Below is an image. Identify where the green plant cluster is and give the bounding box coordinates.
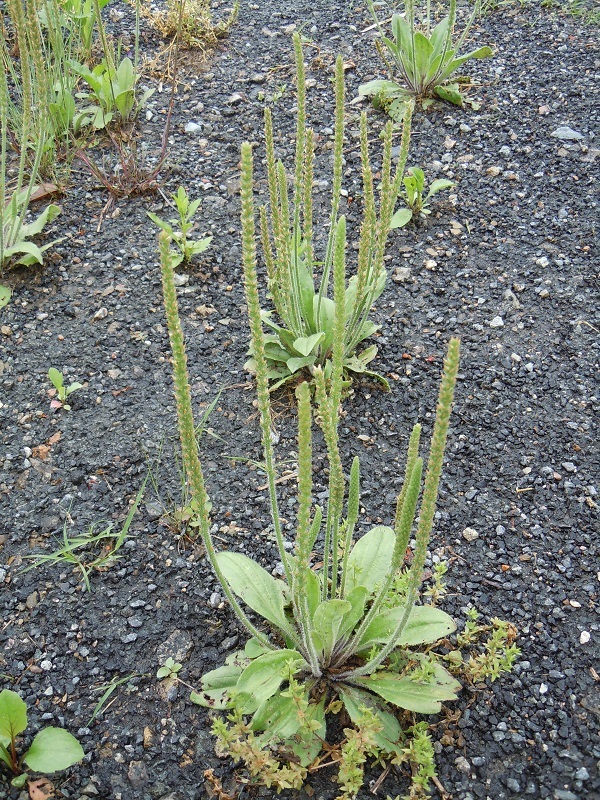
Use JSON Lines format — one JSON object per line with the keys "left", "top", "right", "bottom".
{"left": 0, "top": 689, "right": 84, "bottom": 788}
{"left": 0, "top": 6, "right": 522, "bottom": 798}
{"left": 360, "top": 0, "right": 493, "bottom": 113}
{"left": 245, "top": 35, "right": 413, "bottom": 391}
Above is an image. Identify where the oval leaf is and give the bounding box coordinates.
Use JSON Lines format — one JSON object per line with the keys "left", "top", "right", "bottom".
{"left": 356, "top": 605, "right": 457, "bottom": 652}
{"left": 23, "top": 727, "right": 84, "bottom": 773}
{"left": 312, "top": 599, "right": 352, "bottom": 659}
{"left": 0, "top": 689, "right": 27, "bottom": 741}
{"left": 215, "top": 551, "right": 289, "bottom": 631}
{"left": 356, "top": 665, "right": 460, "bottom": 714}
{"left": 390, "top": 208, "right": 413, "bottom": 229}
{"left": 345, "top": 526, "right": 395, "bottom": 594}
{"left": 235, "top": 650, "right": 304, "bottom": 713}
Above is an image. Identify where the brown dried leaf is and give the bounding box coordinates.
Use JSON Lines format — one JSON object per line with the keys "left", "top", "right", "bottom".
{"left": 28, "top": 777, "right": 55, "bottom": 800}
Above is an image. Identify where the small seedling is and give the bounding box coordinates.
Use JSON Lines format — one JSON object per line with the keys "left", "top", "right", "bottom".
{"left": 87, "top": 673, "right": 144, "bottom": 727}
{"left": 157, "top": 657, "right": 182, "bottom": 680}
{"left": 47, "top": 367, "right": 83, "bottom": 410}
{"left": 390, "top": 167, "right": 454, "bottom": 228}
{"left": 0, "top": 689, "right": 84, "bottom": 788}
{"left": 147, "top": 186, "right": 212, "bottom": 267}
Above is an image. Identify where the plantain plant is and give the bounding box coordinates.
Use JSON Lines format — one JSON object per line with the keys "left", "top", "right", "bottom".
{"left": 159, "top": 137, "right": 464, "bottom": 795}
{"left": 245, "top": 34, "right": 413, "bottom": 391}
{"left": 1, "top": 0, "right": 62, "bottom": 267}
{"left": 360, "top": 0, "right": 493, "bottom": 115}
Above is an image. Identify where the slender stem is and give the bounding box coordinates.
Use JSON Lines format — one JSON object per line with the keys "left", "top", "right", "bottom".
{"left": 159, "top": 233, "right": 273, "bottom": 649}
{"left": 240, "top": 143, "right": 292, "bottom": 584}
{"left": 343, "top": 338, "right": 461, "bottom": 679}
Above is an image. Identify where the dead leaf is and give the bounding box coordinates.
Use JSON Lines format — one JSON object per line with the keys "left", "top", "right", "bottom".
{"left": 48, "top": 432, "right": 61, "bottom": 445}
{"left": 29, "top": 183, "right": 60, "bottom": 202}
{"left": 32, "top": 444, "right": 50, "bottom": 460}
{"left": 28, "top": 777, "right": 55, "bottom": 799}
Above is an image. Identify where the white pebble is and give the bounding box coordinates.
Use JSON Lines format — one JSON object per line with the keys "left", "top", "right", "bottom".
{"left": 580, "top": 631, "right": 591, "bottom": 644}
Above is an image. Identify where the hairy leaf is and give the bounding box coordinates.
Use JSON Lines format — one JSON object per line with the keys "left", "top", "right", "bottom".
{"left": 216, "top": 551, "right": 290, "bottom": 631}
{"left": 356, "top": 605, "right": 457, "bottom": 653}
{"left": 355, "top": 664, "right": 460, "bottom": 714}
{"left": 345, "top": 526, "right": 395, "bottom": 594}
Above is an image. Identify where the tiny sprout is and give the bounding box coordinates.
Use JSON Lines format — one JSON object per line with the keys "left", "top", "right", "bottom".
{"left": 157, "top": 657, "right": 182, "bottom": 680}
{"left": 47, "top": 368, "right": 83, "bottom": 410}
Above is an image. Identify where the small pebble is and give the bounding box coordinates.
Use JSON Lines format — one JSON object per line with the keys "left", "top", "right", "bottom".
{"left": 489, "top": 316, "right": 504, "bottom": 328}
{"left": 579, "top": 631, "right": 590, "bottom": 644}
{"left": 462, "top": 527, "right": 480, "bottom": 542}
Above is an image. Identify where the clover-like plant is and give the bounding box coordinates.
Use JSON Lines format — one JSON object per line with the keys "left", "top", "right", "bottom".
{"left": 147, "top": 186, "right": 212, "bottom": 267}
{"left": 0, "top": 689, "right": 84, "bottom": 788}
{"left": 245, "top": 34, "right": 413, "bottom": 391}
{"left": 360, "top": 0, "right": 493, "bottom": 113}
{"left": 390, "top": 167, "right": 455, "bottom": 228}
{"left": 158, "top": 139, "right": 463, "bottom": 795}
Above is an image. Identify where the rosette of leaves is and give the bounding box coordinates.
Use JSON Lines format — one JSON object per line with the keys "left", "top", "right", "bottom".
{"left": 359, "top": 0, "right": 493, "bottom": 114}
{"left": 390, "top": 167, "right": 455, "bottom": 228}
{"left": 158, "top": 143, "right": 463, "bottom": 796}
{"left": 245, "top": 34, "right": 413, "bottom": 391}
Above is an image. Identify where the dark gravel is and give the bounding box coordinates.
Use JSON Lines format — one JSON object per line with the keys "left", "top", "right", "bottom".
{"left": 1, "top": 2, "right": 598, "bottom": 799}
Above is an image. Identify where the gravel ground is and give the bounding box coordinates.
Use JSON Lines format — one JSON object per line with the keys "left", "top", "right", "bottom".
{"left": 0, "top": 2, "right": 598, "bottom": 799}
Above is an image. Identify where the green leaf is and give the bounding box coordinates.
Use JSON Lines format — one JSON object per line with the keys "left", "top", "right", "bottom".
{"left": 345, "top": 345, "right": 378, "bottom": 372}
{"left": 47, "top": 368, "right": 64, "bottom": 392}
{"left": 11, "top": 772, "right": 28, "bottom": 787}
{"left": 0, "top": 689, "right": 27, "bottom": 741}
{"left": 215, "top": 551, "right": 290, "bottom": 632}
{"left": 146, "top": 212, "right": 174, "bottom": 235}
{"left": 187, "top": 236, "right": 212, "bottom": 256}
{"left": 355, "top": 665, "right": 461, "bottom": 714}
{"left": 317, "top": 298, "right": 336, "bottom": 357}
{"left": 356, "top": 605, "right": 457, "bottom": 653}
{"left": 426, "top": 179, "right": 455, "bottom": 199}
{"left": 23, "top": 727, "right": 84, "bottom": 773}
{"left": 338, "top": 585, "right": 368, "bottom": 640}
{"left": 251, "top": 692, "right": 303, "bottom": 739}
{"left": 234, "top": 650, "right": 305, "bottom": 714}
{"left": 300, "top": 567, "right": 321, "bottom": 618}
{"left": 312, "top": 599, "right": 352, "bottom": 659}
{"left": 3, "top": 241, "right": 44, "bottom": 266}
{"left": 357, "top": 79, "right": 402, "bottom": 98}
{"left": 345, "top": 526, "right": 395, "bottom": 594}
{"left": 412, "top": 32, "right": 434, "bottom": 84}
{"left": 338, "top": 685, "right": 403, "bottom": 755}
{"left": 429, "top": 16, "right": 451, "bottom": 57}
{"left": 286, "top": 355, "right": 315, "bottom": 374}
{"left": 0, "top": 740, "right": 12, "bottom": 769}
{"left": 0, "top": 285, "right": 12, "bottom": 308}
{"left": 389, "top": 203, "right": 412, "bottom": 229}
{"left": 293, "top": 332, "right": 324, "bottom": 357}
{"left": 438, "top": 46, "right": 494, "bottom": 83}
{"left": 20, "top": 204, "right": 61, "bottom": 238}
{"left": 287, "top": 696, "right": 326, "bottom": 766}
{"left": 433, "top": 84, "right": 464, "bottom": 106}
{"left": 191, "top": 655, "right": 247, "bottom": 709}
